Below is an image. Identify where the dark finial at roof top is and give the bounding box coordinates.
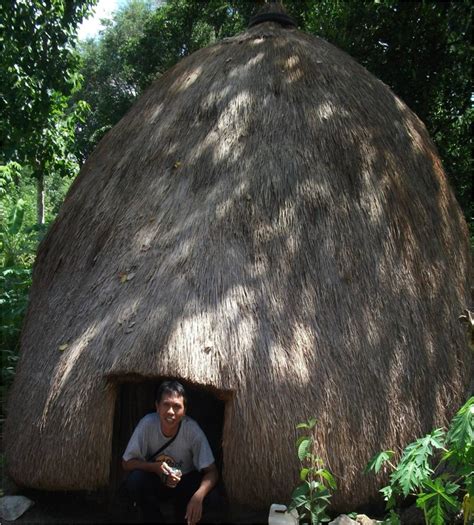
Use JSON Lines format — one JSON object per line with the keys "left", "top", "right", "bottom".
{"left": 248, "top": 1, "right": 297, "bottom": 29}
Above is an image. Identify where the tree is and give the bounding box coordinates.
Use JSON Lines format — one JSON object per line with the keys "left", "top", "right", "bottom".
{"left": 0, "top": 0, "right": 96, "bottom": 223}
{"left": 0, "top": 0, "right": 96, "bottom": 426}
{"left": 73, "top": 0, "right": 155, "bottom": 162}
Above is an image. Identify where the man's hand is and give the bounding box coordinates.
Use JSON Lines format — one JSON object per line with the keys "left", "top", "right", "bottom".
{"left": 184, "top": 463, "right": 218, "bottom": 524}
{"left": 161, "top": 462, "right": 182, "bottom": 488}
{"left": 185, "top": 492, "right": 204, "bottom": 525}
{"left": 165, "top": 470, "right": 181, "bottom": 488}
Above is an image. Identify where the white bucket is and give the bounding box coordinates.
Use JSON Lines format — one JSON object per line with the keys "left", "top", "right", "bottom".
{"left": 268, "top": 503, "right": 299, "bottom": 524}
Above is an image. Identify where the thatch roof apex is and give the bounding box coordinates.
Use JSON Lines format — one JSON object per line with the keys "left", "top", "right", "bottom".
{"left": 249, "top": 1, "right": 297, "bottom": 29}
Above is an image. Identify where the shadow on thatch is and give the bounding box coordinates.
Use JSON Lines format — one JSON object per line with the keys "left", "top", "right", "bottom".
{"left": 4, "top": 18, "right": 470, "bottom": 512}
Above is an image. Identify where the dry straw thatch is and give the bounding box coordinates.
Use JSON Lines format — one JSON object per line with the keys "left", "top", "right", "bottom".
{"left": 5, "top": 3, "right": 471, "bottom": 511}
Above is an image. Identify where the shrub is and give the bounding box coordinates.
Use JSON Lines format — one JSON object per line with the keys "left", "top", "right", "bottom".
{"left": 288, "top": 418, "right": 337, "bottom": 524}
{"left": 365, "top": 397, "right": 474, "bottom": 525}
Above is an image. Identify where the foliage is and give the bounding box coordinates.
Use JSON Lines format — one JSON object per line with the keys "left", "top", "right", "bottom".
{"left": 0, "top": 194, "right": 35, "bottom": 427}
{"left": 0, "top": 164, "right": 65, "bottom": 427}
{"left": 288, "top": 418, "right": 336, "bottom": 524}
{"left": 0, "top": 265, "right": 31, "bottom": 411}
{"left": 366, "top": 397, "right": 474, "bottom": 525}
{"left": 0, "top": 0, "right": 95, "bottom": 161}
{"left": 73, "top": 0, "right": 155, "bottom": 162}
{"left": 0, "top": 0, "right": 96, "bottom": 222}
{"left": 0, "top": 0, "right": 95, "bottom": 422}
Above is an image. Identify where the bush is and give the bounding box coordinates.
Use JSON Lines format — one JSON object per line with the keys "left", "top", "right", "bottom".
{"left": 288, "top": 418, "right": 337, "bottom": 524}
{"left": 365, "top": 397, "right": 474, "bottom": 525}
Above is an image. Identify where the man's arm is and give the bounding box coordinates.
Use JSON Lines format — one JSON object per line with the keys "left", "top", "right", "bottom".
{"left": 122, "top": 458, "right": 163, "bottom": 476}
{"left": 185, "top": 463, "right": 219, "bottom": 525}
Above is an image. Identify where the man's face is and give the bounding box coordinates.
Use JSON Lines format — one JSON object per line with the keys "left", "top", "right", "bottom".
{"left": 156, "top": 392, "right": 186, "bottom": 436}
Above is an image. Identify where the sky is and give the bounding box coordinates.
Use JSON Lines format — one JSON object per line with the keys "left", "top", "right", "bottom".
{"left": 77, "top": 0, "right": 122, "bottom": 40}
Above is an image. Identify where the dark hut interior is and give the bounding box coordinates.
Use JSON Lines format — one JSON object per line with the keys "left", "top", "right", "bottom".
{"left": 109, "top": 378, "right": 228, "bottom": 492}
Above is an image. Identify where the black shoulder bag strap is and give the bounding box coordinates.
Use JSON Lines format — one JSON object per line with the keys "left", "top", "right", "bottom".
{"left": 147, "top": 422, "right": 182, "bottom": 462}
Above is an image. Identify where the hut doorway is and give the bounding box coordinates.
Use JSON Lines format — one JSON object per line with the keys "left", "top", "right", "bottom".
{"left": 109, "top": 378, "right": 228, "bottom": 493}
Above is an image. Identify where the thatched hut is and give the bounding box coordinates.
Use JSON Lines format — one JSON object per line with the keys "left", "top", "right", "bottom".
{"left": 5, "top": 2, "right": 471, "bottom": 511}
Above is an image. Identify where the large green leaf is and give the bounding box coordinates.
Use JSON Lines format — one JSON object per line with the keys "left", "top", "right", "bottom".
{"left": 316, "top": 468, "right": 337, "bottom": 490}
{"left": 391, "top": 428, "right": 446, "bottom": 496}
{"left": 298, "top": 438, "right": 312, "bottom": 461}
{"left": 446, "top": 397, "right": 474, "bottom": 458}
{"left": 416, "top": 478, "right": 460, "bottom": 525}
{"left": 391, "top": 459, "right": 424, "bottom": 497}
{"left": 365, "top": 450, "right": 395, "bottom": 473}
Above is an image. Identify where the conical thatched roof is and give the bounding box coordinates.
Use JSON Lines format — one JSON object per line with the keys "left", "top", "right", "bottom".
{"left": 5, "top": 5, "right": 471, "bottom": 511}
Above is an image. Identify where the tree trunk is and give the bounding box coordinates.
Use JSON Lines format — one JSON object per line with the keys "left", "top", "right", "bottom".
{"left": 36, "top": 174, "right": 45, "bottom": 224}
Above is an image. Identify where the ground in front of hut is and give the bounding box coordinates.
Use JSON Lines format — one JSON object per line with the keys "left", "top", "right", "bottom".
{"left": 1, "top": 486, "right": 269, "bottom": 524}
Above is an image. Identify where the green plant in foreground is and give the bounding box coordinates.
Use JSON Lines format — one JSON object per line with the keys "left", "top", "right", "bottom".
{"left": 365, "top": 397, "right": 474, "bottom": 525}
{"left": 288, "top": 418, "right": 337, "bottom": 524}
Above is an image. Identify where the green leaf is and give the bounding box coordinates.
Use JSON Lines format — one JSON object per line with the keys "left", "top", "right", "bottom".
{"left": 8, "top": 199, "right": 25, "bottom": 235}
{"left": 380, "top": 485, "right": 396, "bottom": 509}
{"left": 365, "top": 450, "right": 395, "bottom": 473}
{"left": 391, "top": 459, "right": 424, "bottom": 497}
{"left": 291, "top": 483, "right": 310, "bottom": 499}
{"left": 300, "top": 468, "right": 310, "bottom": 481}
{"left": 465, "top": 471, "right": 474, "bottom": 496}
{"left": 390, "top": 428, "right": 446, "bottom": 496}
{"left": 297, "top": 418, "right": 317, "bottom": 430}
{"left": 424, "top": 479, "right": 460, "bottom": 508}
{"left": 296, "top": 436, "right": 307, "bottom": 448}
{"left": 297, "top": 423, "right": 311, "bottom": 430}
{"left": 446, "top": 397, "right": 474, "bottom": 458}
{"left": 298, "top": 438, "right": 312, "bottom": 462}
{"left": 416, "top": 478, "right": 460, "bottom": 525}
{"left": 316, "top": 469, "right": 337, "bottom": 490}
{"left": 291, "top": 494, "right": 309, "bottom": 509}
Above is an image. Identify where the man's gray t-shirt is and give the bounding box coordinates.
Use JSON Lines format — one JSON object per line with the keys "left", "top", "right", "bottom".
{"left": 122, "top": 414, "right": 214, "bottom": 475}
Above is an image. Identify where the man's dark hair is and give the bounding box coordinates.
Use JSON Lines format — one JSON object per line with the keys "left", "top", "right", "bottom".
{"left": 155, "top": 380, "right": 187, "bottom": 407}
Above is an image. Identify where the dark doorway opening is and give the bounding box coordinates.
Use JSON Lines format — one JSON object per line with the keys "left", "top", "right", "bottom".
{"left": 109, "top": 377, "right": 228, "bottom": 493}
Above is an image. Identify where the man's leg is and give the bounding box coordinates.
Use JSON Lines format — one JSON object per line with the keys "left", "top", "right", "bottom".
{"left": 172, "top": 471, "right": 203, "bottom": 522}
{"left": 125, "top": 469, "right": 165, "bottom": 523}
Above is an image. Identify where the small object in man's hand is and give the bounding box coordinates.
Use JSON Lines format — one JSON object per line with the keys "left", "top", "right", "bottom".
{"left": 168, "top": 466, "right": 182, "bottom": 478}
{"left": 161, "top": 461, "right": 182, "bottom": 483}
{"left": 162, "top": 461, "right": 181, "bottom": 476}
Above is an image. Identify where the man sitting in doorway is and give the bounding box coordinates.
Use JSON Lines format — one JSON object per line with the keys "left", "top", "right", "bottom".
{"left": 122, "top": 380, "right": 218, "bottom": 524}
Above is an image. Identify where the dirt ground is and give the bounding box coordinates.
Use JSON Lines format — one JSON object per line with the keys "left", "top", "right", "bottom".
{"left": 1, "top": 485, "right": 269, "bottom": 525}
{"left": 0, "top": 447, "right": 269, "bottom": 525}
{"left": 1, "top": 476, "right": 432, "bottom": 524}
